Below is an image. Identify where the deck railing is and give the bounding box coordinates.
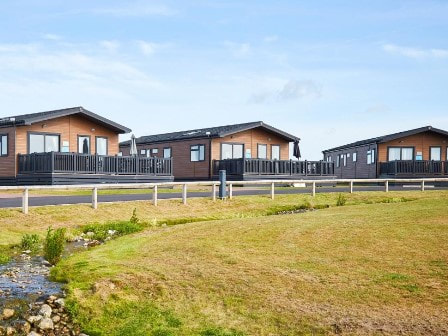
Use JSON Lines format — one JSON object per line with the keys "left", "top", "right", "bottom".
{"left": 380, "top": 160, "right": 448, "bottom": 176}
{"left": 18, "top": 152, "right": 173, "bottom": 176}
{"left": 213, "top": 159, "right": 334, "bottom": 176}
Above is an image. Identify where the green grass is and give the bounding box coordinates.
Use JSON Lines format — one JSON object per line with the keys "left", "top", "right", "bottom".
{"left": 50, "top": 191, "right": 448, "bottom": 335}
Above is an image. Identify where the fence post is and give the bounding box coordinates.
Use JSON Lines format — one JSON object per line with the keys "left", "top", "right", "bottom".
{"left": 219, "top": 170, "right": 227, "bottom": 199}
{"left": 349, "top": 180, "right": 354, "bottom": 194}
{"left": 312, "top": 181, "right": 316, "bottom": 197}
{"left": 385, "top": 180, "right": 389, "bottom": 192}
{"left": 212, "top": 184, "right": 217, "bottom": 201}
{"left": 22, "top": 188, "right": 29, "bottom": 214}
{"left": 229, "top": 184, "right": 233, "bottom": 200}
{"left": 421, "top": 180, "right": 425, "bottom": 192}
{"left": 153, "top": 185, "right": 158, "bottom": 206}
{"left": 92, "top": 187, "right": 98, "bottom": 209}
{"left": 270, "top": 182, "right": 275, "bottom": 200}
{"left": 182, "top": 184, "right": 187, "bottom": 204}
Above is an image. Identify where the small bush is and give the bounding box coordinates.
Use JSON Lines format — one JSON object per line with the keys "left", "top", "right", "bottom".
{"left": 0, "top": 254, "right": 10, "bottom": 265}
{"left": 82, "top": 221, "right": 143, "bottom": 241}
{"left": 336, "top": 194, "right": 347, "bottom": 206}
{"left": 130, "top": 208, "right": 139, "bottom": 224}
{"left": 44, "top": 227, "right": 66, "bottom": 265}
{"left": 21, "top": 233, "right": 40, "bottom": 252}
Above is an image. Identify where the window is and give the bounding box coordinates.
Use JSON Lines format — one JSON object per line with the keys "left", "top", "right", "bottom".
{"left": 367, "top": 149, "right": 376, "bottom": 165}
{"left": 152, "top": 148, "right": 158, "bottom": 155}
{"left": 327, "top": 156, "right": 332, "bottom": 162}
{"left": 258, "top": 144, "right": 267, "bottom": 159}
{"left": 221, "top": 143, "right": 244, "bottom": 159}
{"left": 0, "top": 134, "right": 7, "bottom": 156}
{"left": 353, "top": 152, "right": 357, "bottom": 162}
{"left": 78, "top": 135, "right": 90, "bottom": 154}
{"left": 140, "top": 149, "right": 146, "bottom": 156}
{"left": 342, "top": 154, "right": 347, "bottom": 166}
{"left": 191, "top": 144, "right": 205, "bottom": 161}
{"left": 430, "top": 147, "right": 441, "bottom": 161}
{"left": 163, "top": 147, "right": 171, "bottom": 158}
{"left": 96, "top": 137, "right": 108, "bottom": 156}
{"left": 30, "top": 133, "right": 60, "bottom": 153}
{"left": 271, "top": 145, "right": 280, "bottom": 160}
{"left": 388, "top": 147, "right": 414, "bottom": 161}
{"left": 336, "top": 155, "right": 340, "bottom": 168}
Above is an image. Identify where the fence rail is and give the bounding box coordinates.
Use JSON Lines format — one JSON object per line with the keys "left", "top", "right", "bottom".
{"left": 380, "top": 160, "right": 448, "bottom": 176}
{"left": 213, "top": 159, "right": 335, "bottom": 176}
{"left": 1, "top": 177, "right": 447, "bottom": 214}
{"left": 18, "top": 152, "right": 173, "bottom": 176}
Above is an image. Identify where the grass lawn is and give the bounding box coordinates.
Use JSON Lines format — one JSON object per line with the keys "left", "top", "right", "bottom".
{"left": 47, "top": 191, "right": 448, "bottom": 335}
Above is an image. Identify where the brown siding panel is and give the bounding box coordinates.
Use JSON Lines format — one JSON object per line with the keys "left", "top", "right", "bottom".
{"left": 0, "top": 127, "right": 16, "bottom": 177}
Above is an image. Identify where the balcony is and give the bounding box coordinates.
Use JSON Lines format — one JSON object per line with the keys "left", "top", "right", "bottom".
{"left": 213, "top": 159, "right": 335, "bottom": 180}
{"left": 17, "top": 152, "right": 173, "bottom": 185}
{"left": 380, "top": 160, "right": 448, "bottom": 177}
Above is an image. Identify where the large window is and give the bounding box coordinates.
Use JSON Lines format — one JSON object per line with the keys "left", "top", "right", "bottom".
{"left": 96, "top": 137, "right": 108, "bottom": 156}
{"left": 388, "top": 147, "right": 413, "bottom": 161}
{"left": 29, "top": 133, "right": 60, "bottom": 153}
{"left": 258, "top": 144, "right": 267, "bottom": 159}
{"left": 367, "top": 149, "right": 376, "bottom": 165}
{"left": 78, "top": 135, "right": 90, "bottom": 154}
{"left": 430, "top": 147, "right": 441, "bottom": 161}
{"left": 191, "top": 144, "right": 205, "bottom": 162}
{"left": 163, "top": 147, "right": 172, "bottom": 158}
{"left": 0, "top": 134, "right": 7, "bottom": 156}
{"left": 221, "top": 143, "right": 244, "bottom": 159}
{"left": 271, "top": 145, "right": 280, "bottom": 160}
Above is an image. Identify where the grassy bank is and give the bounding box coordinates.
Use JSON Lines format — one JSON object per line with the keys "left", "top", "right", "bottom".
{"left": 50, "top": 191, "right": 448, "bottom": 335}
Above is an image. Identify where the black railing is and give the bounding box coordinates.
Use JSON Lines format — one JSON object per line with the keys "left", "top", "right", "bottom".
{"left": 213, "top": 159, "right": 334, "bottom": 176}
{"left": 380, "top": 160, "right": 448, "bottom": 176}
{"left": 18, "top": 152, "right": 173, "bottom": 176}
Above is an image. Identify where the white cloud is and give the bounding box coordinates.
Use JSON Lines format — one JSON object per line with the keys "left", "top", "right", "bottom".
{"left": 42, "top": 34, "right": 62, "bottom": 41}
{"left": 249, "top": 79, "right": 322, "bottom": 104}
{"left": 136, "top": 40, "right": 159, "bottom": 55}
{"left": 383, "top": 44, "right": 448, "bottom": 59}
{"left": 100, "top": 40, "right": 120, "bottom": 52}
{"left": 91, "top": 3, "right": 176, "bottom": 17}
{"left": 224, "top": 42, "right": 251, "bottom": 58}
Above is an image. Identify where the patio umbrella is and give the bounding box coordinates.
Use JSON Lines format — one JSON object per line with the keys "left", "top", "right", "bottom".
{"left": 293, "top": 140, "right": 301, "bottom": 159}
{"left": 129, "top": 134, "right": 138, "bottom": 156}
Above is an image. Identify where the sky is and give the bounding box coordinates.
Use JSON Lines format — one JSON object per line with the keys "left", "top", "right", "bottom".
{"left": 0, "top": 0, "right": 447, "bottom": 160}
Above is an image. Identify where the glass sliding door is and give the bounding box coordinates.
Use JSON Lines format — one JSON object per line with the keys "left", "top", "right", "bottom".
{"left": 96, "top": 137, "right": 108, "bottom": 156}
{"left": 29, "top": 133, "right": 60, "bottom": 153}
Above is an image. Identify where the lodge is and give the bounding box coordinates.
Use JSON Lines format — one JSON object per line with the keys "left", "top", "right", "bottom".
{"left": 0, "top": 107, "right": 173, "bottom": 185}
{"left": 322, "top": 126, "right": 448, "bottom": 179}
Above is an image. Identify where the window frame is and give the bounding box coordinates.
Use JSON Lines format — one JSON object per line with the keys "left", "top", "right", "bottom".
{"left": 387, "top": 146, "right": 415, "bottom": 161}
{"left": 336, "top": 155, "right": 340, "bottom": 168}
{"left": 77, "top": 135, "right": 91, "bottom": 155}
{"left": 352, "top": 152, "right": 357, "bottom": 162}
{"left": 163, "top": 147, "right": 172, "bottom": 159}
{"left": 28, "top": 131, "right": 61, "bottom": 154}
{"left": 0, "top": 134, "right": 8, "bottom": 157}
{"left": 271, "top": 144, "right": 281, "bottom": 160}
{"left": 257, "top": 143, "right": 268, "bottom": 159}
{"left": 140, "top": 149, "right": 147, "bottom": 156}
{"left": 151, "top": 148, "right": 159, "bottom": 155}
{"left": 190, "top": 144, "right": 205, "bottom": 162}
{"left": 342, "top": 154, "right": 347, "bottom": 167}
{"left": 367, "top": 149, "right": 376, "bottom": 165}
{"left": 95, "top": 136, "right": 109, "bottom": 156}
{"left": 220, "top": 142, "right": 245, "bottom": 160}
{"left": 430, "top": 146, "right": 442, "bottom": 161}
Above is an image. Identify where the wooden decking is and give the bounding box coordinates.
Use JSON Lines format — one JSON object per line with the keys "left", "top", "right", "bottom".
{"left": 380, "top": 160, "right": 448, "bottom": 177}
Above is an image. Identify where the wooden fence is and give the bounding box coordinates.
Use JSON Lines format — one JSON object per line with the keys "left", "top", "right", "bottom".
{"left": 1, "top": 178, "right": 447, "bottom": 214}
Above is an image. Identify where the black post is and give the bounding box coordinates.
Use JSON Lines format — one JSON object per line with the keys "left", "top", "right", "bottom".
{"left": 219, "top": 170, "right": 227, "bottom": 199}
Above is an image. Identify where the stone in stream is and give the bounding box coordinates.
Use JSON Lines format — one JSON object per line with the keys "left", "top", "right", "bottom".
{"left": 2, "top": 308, "right": 15, "bottom": 320}
{"left": 38, "top": 304, "right": 52, "bottom": 318}
{"left": 6, "top": 326, "right": 16, "bottom": 335}
{"left": 27, "top": 315, "right": 42, "bottom": 324}
{"left": 38, "top": 317, "right": 54, "bottom": 330}
{"left": 27, "top": 331, "right": 42, "bottom": 336}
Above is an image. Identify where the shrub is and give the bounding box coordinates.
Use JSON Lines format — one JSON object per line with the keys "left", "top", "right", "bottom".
{"left": 21, "top": 233, "right": 40, "bottom": 252}
{"left": 130, "top": 208, "right": 139, "bottom": 224}
{"left": 0, "top": 254, "right": 10, "bottom": 265}
{"left": 43, "top": 227, "right": 66, "bottom": 265}
{"left": 336, "top": 194, "right": 347, "bottom": 206}
{"left": 82, "top": 221, "right": 143, "bottom": 241}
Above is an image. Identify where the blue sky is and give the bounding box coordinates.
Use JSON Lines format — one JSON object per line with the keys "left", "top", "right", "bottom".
{"left": 0, "top": 0, "right": 447, "bottom": 159}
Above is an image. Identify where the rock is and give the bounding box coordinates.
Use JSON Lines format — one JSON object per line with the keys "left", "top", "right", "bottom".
{"left": 79, "top": 334, "right": 89, "bottom": 336}
{"left": 12, "top": 321, "right": 30, "bottom": 334}
{"left": 52, "top": 315, "right": 60, "bottom": 323}
{"left": 38, "top": 304, "right": 52, "bottom": 318}
{"left": 85, "top": 231, "right": 95, "bottom": 237}
{"left": 27, "top": 315, "right": 42, "bottom": 324}
{"left": 23, "top": 250, "right": 31, "bottom": 254}
{"left": 48, "top": 295, "right": 57, "bottom": 301}
{"left": 55, "top": 298, "right": 65, "bottom": 307}
{"left": 6, "top": 326, "right": 15, "bottom": 335}
{"left": 27, "top": 332, "right": 41, "bottom": 336}
{"left": 38, "top": 317, "right": 54, "bottom": 330}
{"left": 2, "top": 308, "right": 15, "bottom": 319}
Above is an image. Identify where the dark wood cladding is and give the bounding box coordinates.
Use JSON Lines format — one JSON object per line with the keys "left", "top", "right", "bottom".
{"left": 324, "top": 143, "right": 377, "bottom": 179}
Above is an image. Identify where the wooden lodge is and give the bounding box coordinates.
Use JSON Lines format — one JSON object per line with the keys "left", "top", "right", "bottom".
{"left": 120, "top": 121, "right": 335, "bottom": 181}
{"left": 322, "top": 126, "right": 448, "bottom": 179}
{"left": 0, "top": 107, "right": 173, "bottom": 185}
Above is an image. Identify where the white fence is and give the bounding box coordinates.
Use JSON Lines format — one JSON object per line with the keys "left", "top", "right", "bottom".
{"left": 0, "top": 178, "right": 447, "bottom": 214}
